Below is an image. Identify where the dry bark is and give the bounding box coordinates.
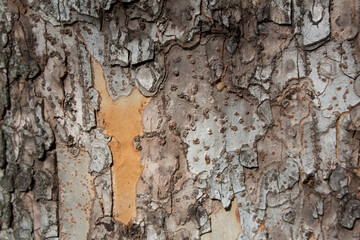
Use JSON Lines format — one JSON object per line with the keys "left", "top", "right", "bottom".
{"left": 0, "top": 0, "right": 360, "bottom": 239}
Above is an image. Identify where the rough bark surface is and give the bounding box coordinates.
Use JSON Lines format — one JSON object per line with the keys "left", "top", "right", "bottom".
{"left": 0, "top": 0, "right": 360, "bottom": 239}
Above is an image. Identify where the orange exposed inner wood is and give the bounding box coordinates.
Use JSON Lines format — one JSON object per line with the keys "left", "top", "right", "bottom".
{"left": 91, "top": 58, "right": 149, "bottom": 225}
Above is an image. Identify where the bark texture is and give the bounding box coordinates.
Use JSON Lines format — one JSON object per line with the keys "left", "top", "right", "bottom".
{"left": 0, "top": 0, "right": 360, "bottom": 239}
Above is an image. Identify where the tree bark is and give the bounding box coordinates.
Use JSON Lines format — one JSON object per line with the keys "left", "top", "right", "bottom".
{"left": 0, "top": 0, "right": 360, "bottom": 239}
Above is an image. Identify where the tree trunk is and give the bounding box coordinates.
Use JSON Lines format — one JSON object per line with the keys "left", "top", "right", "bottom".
{"left": 0, "top": 0, "right": 360, "bottom": 239}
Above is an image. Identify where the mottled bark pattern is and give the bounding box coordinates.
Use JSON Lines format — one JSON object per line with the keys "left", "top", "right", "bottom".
{"left": 0, "top": 0, "right": 359, "bottom": 240}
